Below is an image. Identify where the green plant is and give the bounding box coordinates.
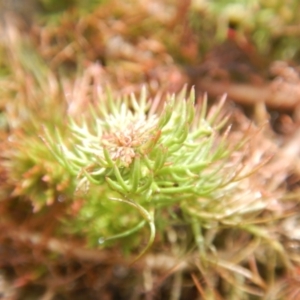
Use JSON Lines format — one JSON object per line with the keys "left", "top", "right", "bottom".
{"left": 190, "top": 0, "right": 300, "bottom": 61}
{"left": 42, "top": 86, "right": 273, "bottom": 264}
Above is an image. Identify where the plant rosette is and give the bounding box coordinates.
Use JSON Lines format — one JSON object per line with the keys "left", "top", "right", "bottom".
{"left": 43, "top": 87, "right": 267, "bottom": 260}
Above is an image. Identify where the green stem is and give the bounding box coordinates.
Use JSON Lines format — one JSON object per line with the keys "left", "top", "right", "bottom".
{"left": 100, "top": 220, "right": 146, "bottom": 242}
{"left": 130, "top": 217, "right": 155, "bottom": 265}
{"left": 191, "top": 217, "right": 205, "bottom": 256}
{"left": 109, "top": 197, "right": 156, "bottom": 263}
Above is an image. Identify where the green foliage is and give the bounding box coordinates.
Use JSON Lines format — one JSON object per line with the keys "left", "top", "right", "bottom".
{"left": 42, "top": 86, "right": 269, "bottom": 261}
{"left": 4, "top": 134, "right": 75, "bottom": 211}
{"left": 190, "top": 0, "right": 300, "bottom": 60}
{"left": 39, "top": 0, "right": 107, "bottom": 14}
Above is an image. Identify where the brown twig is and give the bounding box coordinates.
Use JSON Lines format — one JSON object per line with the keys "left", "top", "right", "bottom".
{"left": 196, "top": 79, "right": 300, "bottom": 110}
